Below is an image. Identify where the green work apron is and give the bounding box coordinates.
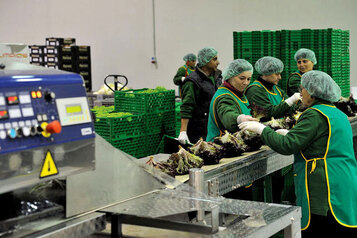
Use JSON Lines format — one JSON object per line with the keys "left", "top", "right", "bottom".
{"left": 294, "top": 104, "right": 357, "bottom": 230}
{"left": 247, "top": 80, "right": 284, "bottom": 105}
{"left": 206, "top": 86, "right": 250, "bottom": 142}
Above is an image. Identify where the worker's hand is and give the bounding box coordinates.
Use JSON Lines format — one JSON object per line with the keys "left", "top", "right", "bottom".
{"left": 178, "top": 131, "right": 191, "bottom": 144}
{"left": 238, "top": 121, "right": 266, "bottom": 135}
{"left": 285, "top": 93, "right": 301, "bottom": 106}
{"left": 275, "top": 129, "right": 289, "bottom": 136}
{"left": 181, "top": 77, "right": 186, "bottom": 82}
{"left": 236, "top": 114, "right": 258, "bottom": 125}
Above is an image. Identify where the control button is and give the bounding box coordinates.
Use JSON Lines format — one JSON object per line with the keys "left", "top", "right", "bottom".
{"left": 22, "top": 126, "right": 31, "bottom": 137}
{"left": 19, "top": 121, "right": 25, "bottom": 127}
{"left": 0, "top": 130, "right": 6, "bottom": 139}
{"left": 44, "top": 91, "right": 56, "bottom": 102}
{"left": 46, "top": 120, "right": 62, "bottom": 134}
{"left": 12, "top": 122, "right": 18, "bottom": 128}
{"left": 0, "top": 124, "right": 3, "bottom": 130}
{"left": 5, "top": 123, "right": 11, "bottom": 129}
{"left": 42, "top": 114, "right": 48, "bottom": 121}
{"left": 0, "top": 96, "right": 5, "bottom": 106}
{"left": 30, "top": 126, "right": 37, "bottom": 136}
{"left": 25, "top": 120, "right": 32, "bottom": 126}
{"left": 37, "top": 114, "right": 43, "bottom": 122}
{"left": 16, "top": 128, "right": 22, "bottom": 138}
{"left": 7, "top": 128, "right": 17, "bottom": 139}
{"left": 31, "top": 120, "right": 38, "bottom": 126}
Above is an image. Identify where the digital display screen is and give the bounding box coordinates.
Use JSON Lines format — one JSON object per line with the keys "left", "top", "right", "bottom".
{"left": 66, "top": 105, "right": 82, "bottom": 115}
{"left": 6, "top": 96, "right": 19, "bottom": 105}
{"left": 0, "top": 110, "right": 9, "bottom": 120}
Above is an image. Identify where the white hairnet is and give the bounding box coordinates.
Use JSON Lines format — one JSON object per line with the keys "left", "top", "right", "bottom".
{"left": 222, "top": 59, "right": 253, "bottom": 81}
{"left": 294, "top": 48, "right": 317, "bottom": 64}
{"left": 301, "top": 70, "right": 341, "bottom": 102}
{"left": 183, "top": 53, "right": 196, "bottom": 62}
{"left": 255, "top": 56, "right": 284, "bottom": 75}
{"left": 197, "top": 47, "right": 217, "bottom": 67}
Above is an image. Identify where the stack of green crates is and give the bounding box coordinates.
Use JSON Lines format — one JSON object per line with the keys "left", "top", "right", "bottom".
{"left": 233, "top": 28, "right": 350, "bottom": 97}
{"left": 113, "top": 88, "right": 176, "bottom": 157}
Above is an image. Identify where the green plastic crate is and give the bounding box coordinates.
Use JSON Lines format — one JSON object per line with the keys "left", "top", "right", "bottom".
{"left": 115, "top": 88, "right": 175, "bottom": 114}
{"left": 94, "top": 113, "right": 146, "bottom": 140}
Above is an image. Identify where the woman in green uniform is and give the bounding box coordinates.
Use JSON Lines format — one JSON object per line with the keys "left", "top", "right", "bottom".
{"left": 206, "top": 59, "right": 256, "bottom": 142}
{"left": 239, "top": 70, "right": 357, "bottom": 236}
{"left": 173, "top": 53, "right": 196, "bottom": 97}
{"left": 245, "top": 56, "right": 300, "bottom": 120}
{"left": 286, "top": 48, "right": 316, "bottom": 96}
{"left": 245, "top": 56, "right": 300, "bottom": 205}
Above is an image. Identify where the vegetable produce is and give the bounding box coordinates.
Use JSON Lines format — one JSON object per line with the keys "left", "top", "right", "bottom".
{"left": 234, "top": 130, "right": 262, "bottom": 152}
{"left": 263, "top": 117, "right": 289, "bottom": 130}
{"left": 248, "top": 103, "right": 269, "bottom": 122}
{"left": 189, "top": 138, "right": 224, "bottom": 164}
{"left": 146, "top": 146, "right": 203, "bottom": 176}
{"left": 214, "top": 131, "right": 246, "bottom": 157}
{"left": 334, "top": 95, "right": 357, "bottom": 117}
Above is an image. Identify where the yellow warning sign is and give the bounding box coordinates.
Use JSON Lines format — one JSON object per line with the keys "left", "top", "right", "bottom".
{"left": 40, "top": 151, "right": 59, "bottom": 178}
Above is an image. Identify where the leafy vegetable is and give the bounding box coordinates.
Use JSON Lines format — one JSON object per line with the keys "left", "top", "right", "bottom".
{"left": 334, "top": 95, "right": 357, "bottom": 117}
{"left": 248, "top": 103, "right": 269, "bottom": 122}
{"left": 214, "top": 131, "right": 246, "bottom": 157}
{"left": 189, "top": 138, "right": 224, "bottom": 165}
{"left": 234, "top": 130, "right": 262, "bottom": 152}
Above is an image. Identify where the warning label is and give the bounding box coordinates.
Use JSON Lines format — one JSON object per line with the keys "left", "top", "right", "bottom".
{"left": 40, "top": 151, "right": 59, "bottom": 178}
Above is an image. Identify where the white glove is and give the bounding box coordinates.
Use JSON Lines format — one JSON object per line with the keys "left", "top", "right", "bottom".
{"left": 275, "top": 129, "right": 289, "bottom": 135}
{"left": 181, "top": 77, "right": 185, "bottom": 82}
{"left": 285, "top": 93, "right": 301, "bottom": 106}
{"left": 178, "top": 131, "right": 191, "bottom": 144}
{"left": 237, "top": 114, "right": 257, "bottom": 125}
{"left": 238, "top": 121, "right": 266, "bottom": 135}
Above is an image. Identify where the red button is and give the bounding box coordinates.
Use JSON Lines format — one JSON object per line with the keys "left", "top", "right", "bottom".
{"left": 46, "top": 120, "right": 62, "bottom": 134}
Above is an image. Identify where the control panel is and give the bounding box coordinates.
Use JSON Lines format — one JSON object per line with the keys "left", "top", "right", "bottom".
{"left": 0, "top": 63, "right": 94, "bottom": 154}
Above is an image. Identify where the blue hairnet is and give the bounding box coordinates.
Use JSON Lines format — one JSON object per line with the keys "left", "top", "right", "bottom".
{"left": 294, "top": 48, "right": 317, "bottom": 64}
{"left": 197, "top": 47, "right": 217, "bottom": 67}
{"left": 301, "top": 70, "right": 341, "bottom": 102}
{"left": 222, "top": 59, "right": 253, "bottom": 81}
{"left": 254, "top": 56, "right": 284, "bottom": 75}
{"left": 183, "top": 53, "right": 196, "bottom": 62}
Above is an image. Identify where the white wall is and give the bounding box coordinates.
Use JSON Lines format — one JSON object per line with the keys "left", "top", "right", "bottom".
{"left": 1, "top": 0, "right": 356, "bottom": 92}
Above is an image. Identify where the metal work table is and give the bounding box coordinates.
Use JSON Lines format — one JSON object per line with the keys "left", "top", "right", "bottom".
{"left": 142, "top": 147, "right": 293, "bottom": 197}
{"left": 102, "top": 186, "right": 301, "bottom": 238}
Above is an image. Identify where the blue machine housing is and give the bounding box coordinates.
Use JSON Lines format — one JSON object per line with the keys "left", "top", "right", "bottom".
{"left": 0, "top": 63, "right": 95, "bottom": 154}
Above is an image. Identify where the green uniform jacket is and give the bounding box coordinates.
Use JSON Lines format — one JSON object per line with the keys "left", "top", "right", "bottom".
{"left": 261, "top": 101, "right": 357, "bottom": 230}
{"left": 206, "top": 86, "right": 251, "bottom": 142}
{"left": 245, "top": 77, "right": 295, "bottom": 119}
{"left": 173, "top": 64, "right": 195, "bottom": 96}
{"left": 286, "top": 71, "right": 302, "bottom": 97}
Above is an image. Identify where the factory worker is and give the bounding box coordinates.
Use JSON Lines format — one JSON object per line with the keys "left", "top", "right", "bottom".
{"left": 239, "top": 70, "right": 357, "bottom": 237}
{"left": 245, "top": 56, "right": 300, "bottom": 119}
{"left": 206, "top": 59, "right": 257, "bottom": 142}
{"left": 173, "top": 53, "right": 196, "bottom": 97}
{"left": 178, "top": 47, "right": 222, "bottom": 144}
{"left": 245, "top": 56, "right": 300, "bottom": 205}
{"left": 286, "top": 48, "right": 317, "bottom": 96}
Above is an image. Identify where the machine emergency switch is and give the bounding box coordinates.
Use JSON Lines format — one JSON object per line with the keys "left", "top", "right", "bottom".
{"left": 46, "top": 120, "right": 62, "bottom": 134}
{"left": 7, "top": 128, "right": 17, "bottom": 139}
{"left": 44, "top": 91, "right": 56, "bottom": 102}
{"left": 16, "top": 128, "right": 23, "bottom": 138}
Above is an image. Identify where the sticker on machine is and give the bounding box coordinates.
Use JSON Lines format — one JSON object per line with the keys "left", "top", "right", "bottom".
{"left": 39, "top": 150, "right": 59, "bottom": 178}
{"left": 81, "top": 127, "right": 92, "bottom": 135}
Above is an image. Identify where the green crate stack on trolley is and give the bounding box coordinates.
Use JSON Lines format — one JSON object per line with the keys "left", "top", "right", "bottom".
{"left": 114, "top": 87, "right": 176, "bottom": 157}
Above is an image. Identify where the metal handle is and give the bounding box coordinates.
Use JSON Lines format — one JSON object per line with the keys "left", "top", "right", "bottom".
{"left": 104, "top": 75, "right": 128, "bottom": 92}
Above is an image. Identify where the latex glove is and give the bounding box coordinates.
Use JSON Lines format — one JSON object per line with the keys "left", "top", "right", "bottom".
{"left": 276, "top": 129, "right": 289, "bottom": 135}
{"left": 238, "top": 121, "right": 266, "bottom": 135}
{"left": 178, "top": 131, "right": 191, "bottom": 144}
{"left": 237, "top": 114, "right": 258, "bottom": 125}
{"left": 285, "top": 93, "right": 301, "bottom": 106}
{"left": 181, "top": 77, "right": 185, "bottom": 82}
